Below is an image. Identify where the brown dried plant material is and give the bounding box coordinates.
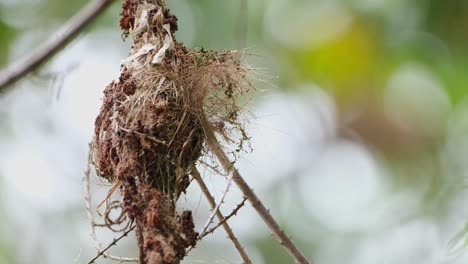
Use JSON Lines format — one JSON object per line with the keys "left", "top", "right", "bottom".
{"left": 91, "top": 1, "right": 251, "bottom": 263}
{"left": 120, "top": 0, "right": 138, "bottom": 34}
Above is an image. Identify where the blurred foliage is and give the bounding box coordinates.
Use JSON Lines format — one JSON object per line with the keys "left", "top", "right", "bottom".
{"left": 0, "top": 178, "right": 16, "bottom": 264}
{"left": 426, "top": 0, "right": 468, "bottom": 52}
{"left": 38, "top": 0, "right": 88, "bottom": 21}
{"left": 1, "top": 0, "right": 468, "bottom": 263}
{"left": 283, "top": 20, "right": 378, "bottom": 93}
{"left": 0, "top": 18, "right": 15, "bottom": 66}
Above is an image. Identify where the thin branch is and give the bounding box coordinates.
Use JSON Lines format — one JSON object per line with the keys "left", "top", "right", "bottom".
{"left": 191, "top": 168, "right": 252, "bottom": 264}
{"left": 197, "top": 169, "right": 234, "bottom": 238}
{"left": 0, "top": 0, "right": 116, "bottom": 91}
{"left": 201, "top": 196, "right": 247, "bottom": 238}
{"left": 200, "top": 115, "right": 312, "bottom": 264}
{"left": 84, "top": 146, "right": 138, "bottom": 262}
{"left": 88, "top": 224, "right": 136, "bottom": 264}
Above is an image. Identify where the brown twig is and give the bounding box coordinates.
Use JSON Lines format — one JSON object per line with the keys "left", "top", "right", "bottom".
{"left": 186, "top": 166, "right": 235, "bottom": 254}
{"left": 197, "top": 167, "right": 235, "bottom": 238}
{"left": 191, "top": 168, "right": 252, "bottom": 264}
{"left": 88, "top": 224, "right": 136, "bottom": 264}
{"left": 0, "top": 0, "right": 116, "bottom": 91}
{"left": 200, "top": 115, "right": 312, "bottom": 264}
{"left": 201, "top": 196, "right": 247, "bottom": 238}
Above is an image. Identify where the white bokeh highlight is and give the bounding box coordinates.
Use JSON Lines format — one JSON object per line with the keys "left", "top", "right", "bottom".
{"left": 384, "top": 63, "right": 451, "bottom": 137}
{"left": 299, "top": 139, "right": 383, "bottom": 232}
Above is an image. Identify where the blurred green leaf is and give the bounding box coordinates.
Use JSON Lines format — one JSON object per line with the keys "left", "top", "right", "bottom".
{"left": 426, "top": 0, "right": 468, "bottom": 52}
{"left": 0, "top": 19, "right": 16, "bottom": 66}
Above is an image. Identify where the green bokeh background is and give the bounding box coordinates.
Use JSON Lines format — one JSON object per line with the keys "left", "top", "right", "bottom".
{"left": 2, "top": 0, "right": 468, "bottom": 263}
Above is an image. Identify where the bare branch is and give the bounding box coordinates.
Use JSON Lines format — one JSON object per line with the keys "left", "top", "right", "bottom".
{"left": 191, "top": 168, "right": 252, "bottom": 264}
{"left": 200, "top": 115, "right": 312, "bottom": 264}
{"left": 197, "top": 169, "right": 234, "bottom": 238}
{"left": 88, "top": 224, "right": 136, "bottom": 264}
{"left": 0, "top": 0, "right": 116, "bottom": 91}
{"left": 201, "top": 196, "right": 247, "bottom": 239}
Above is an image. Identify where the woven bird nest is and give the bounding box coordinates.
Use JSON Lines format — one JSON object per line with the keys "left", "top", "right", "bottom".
{"left": 90, "top": 1, "right": 250, "bottom": 263}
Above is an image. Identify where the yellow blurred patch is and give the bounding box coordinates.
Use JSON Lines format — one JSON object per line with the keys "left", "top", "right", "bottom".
{"left": 291, "top": 21, "right": 376, "bottom": 89}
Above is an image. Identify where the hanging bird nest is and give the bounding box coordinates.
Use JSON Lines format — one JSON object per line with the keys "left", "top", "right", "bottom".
{"left": 90, "top": 0, "right": 252, "bottom": 263}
